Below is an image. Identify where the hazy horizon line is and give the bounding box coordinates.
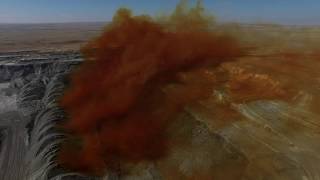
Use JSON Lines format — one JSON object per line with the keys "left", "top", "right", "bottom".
{"left": 0, "top": 21, "right": 108, "bottom": 25}
{"left": 0, "top": 21, "right": 320, "bottom": 27}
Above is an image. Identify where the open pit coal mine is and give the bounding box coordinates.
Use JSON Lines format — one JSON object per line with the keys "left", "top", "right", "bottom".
{"left": 0, "top": 50, "right": 320, "bottom": 180}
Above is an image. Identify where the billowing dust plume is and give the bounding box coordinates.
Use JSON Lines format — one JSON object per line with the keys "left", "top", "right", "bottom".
{"left": 58, "top": 0, "right": 245, "bottom": 175}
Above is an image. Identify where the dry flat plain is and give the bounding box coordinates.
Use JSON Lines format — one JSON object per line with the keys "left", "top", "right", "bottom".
{"left": 0, "top": 22, "right": 104, "bottom": 52}
{"left": 1, "top": 23, "right": 320, "bottom": 179}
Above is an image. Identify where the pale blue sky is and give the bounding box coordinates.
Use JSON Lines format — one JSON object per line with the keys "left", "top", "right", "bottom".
{"left": 0, "top": 0, "right": 319, "bottom": 25}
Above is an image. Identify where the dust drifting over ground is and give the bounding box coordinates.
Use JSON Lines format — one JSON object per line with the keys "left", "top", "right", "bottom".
{"left": 58, "top": 0, "right": 245, "bottom": 175}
